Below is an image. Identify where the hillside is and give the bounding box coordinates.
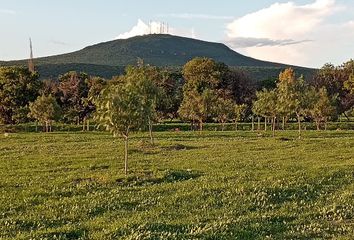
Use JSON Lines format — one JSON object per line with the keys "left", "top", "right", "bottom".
{"left": 0, "top": 34, "right": 315, "bottom": 80}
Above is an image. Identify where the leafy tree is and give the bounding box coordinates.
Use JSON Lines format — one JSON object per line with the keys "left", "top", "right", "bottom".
{"left": 213, "top": 97, "right": 234, "bottom": 131}
{"left": 276, "top": 68, "right": 297, "bottom": 130}
{"left": 178, "top": 89, "right": 218, "bottom": 131}
{"left": 84, "top": 76, "right": 107, "bottom": 131}
{"left": 124, "top": 65, "right": 161, "bottom": 144}
{"left": 233, "top": 103, "right": 247, "bottom": 131}
{"left": 179, "top": 58, "right": 221, "bottom": 130}
{"left": 0, "top": 66, "right": 41, "bottom": 124}
{"left": 308, "top": 87, "right": 336, "bottom": 130}
{"left": 28, "top": 95, "right": 61, "bottom": 132}
{"left": 182, "top": 57, "right": 221, "bottom": 93}
{"left": 279, "top": 67, "right": 296, "bottom": 84}
{"left": 311, "top": 61, "right": 354, "bottom": 118}
{"left": 58, "top": 71, "right": 90, "bottom": 124}
{"left": 344, "top": 71, "right": 354, "bottom": 95}
{"left": 252, "top": 89, "right": 278, "bottom": 136}
{"left": 94, "top": 75, "right": 156, "bottom": 175}
{"left": 291, "top": 76, "right": 314, "bottom": 138}
{"left": 219, "top": 66, "right": 256, "bottom": 106}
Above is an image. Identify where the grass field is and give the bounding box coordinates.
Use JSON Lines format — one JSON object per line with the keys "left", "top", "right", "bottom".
{"left": 0, "top": 130, "right": 354, "bottom": 239}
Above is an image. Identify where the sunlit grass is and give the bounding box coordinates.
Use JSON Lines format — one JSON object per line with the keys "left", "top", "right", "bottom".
{"left": 0, "top": 130, "right": 353, "bottom": 239}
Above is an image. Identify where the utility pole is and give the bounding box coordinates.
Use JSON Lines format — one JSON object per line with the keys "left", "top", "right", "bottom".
{"left": 28, "top": 38, "right": 35, "bottom": 73}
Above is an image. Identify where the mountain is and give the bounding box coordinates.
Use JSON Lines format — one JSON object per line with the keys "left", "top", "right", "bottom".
{"left": 0, "top": 34, "right": 315, "bottom": 80}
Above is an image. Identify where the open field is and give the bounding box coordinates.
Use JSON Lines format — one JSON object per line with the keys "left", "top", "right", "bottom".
{"left": 0, "top": 130, "right": 354, "bottom": 239}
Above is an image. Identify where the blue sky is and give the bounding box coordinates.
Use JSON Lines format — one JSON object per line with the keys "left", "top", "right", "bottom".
{"left": 0, "top": 0, "right": 353, "bottom": 67}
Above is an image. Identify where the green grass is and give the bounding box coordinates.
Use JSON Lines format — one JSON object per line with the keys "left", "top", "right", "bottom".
{"left": 0, "top": 130, "right": 354, "bottom": 239}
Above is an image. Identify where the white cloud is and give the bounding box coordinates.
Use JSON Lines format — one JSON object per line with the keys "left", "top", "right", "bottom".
{"left": 225, "top": 0, "right": 354, "bottom": 67}
{"left": 157, "top": 13, "right": 233, "bottom": 20}
{"left": 0, "top": 9, "right": 16, "bottom": 15}
{"left": 116, "top": 19, "right": 197, "bottom": 39}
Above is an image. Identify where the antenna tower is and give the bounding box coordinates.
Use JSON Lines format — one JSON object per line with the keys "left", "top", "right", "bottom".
{"left": 28, "top": 38, "right": 35, "bottom": 73}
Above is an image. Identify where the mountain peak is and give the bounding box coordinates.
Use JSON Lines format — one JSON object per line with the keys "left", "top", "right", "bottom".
{"left": 1, "top": 34, "right": 312, "bottom": 79}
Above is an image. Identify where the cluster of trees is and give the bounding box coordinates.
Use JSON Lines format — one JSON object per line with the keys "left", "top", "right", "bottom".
{"left": 253, "top": 68, "right": 336, "bottom": 138}
{"left": 0, "top": 58, "right": 353, "bottom": 134}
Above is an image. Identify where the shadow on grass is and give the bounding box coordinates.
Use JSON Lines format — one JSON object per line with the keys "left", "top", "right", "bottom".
{"left": 116, "top": 169, "right": 203, "bottom": 187}
{"left": 130, "top": 143, "right": 203, "bottom": 155}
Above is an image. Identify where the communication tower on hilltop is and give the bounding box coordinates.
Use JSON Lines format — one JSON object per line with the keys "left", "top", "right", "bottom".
{"left": 28, "top": 38, "right": 35, "bottom": 73}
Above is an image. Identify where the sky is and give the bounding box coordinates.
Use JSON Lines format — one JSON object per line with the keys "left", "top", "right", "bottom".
{"left": 0, "top": 0, "right": 353, "bottom": 68}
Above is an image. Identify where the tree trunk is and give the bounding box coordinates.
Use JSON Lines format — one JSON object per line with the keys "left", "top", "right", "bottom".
{"left": 45, "top": 121, "right": 48, "bottom": 133}
{"left": 264, "top": 117, "right": 267, "bottom": 131}
{"left": 235, "top": 121, "right": 238, "bottom": 131}
{"left": 297, "top": 114, "right": 301, "bottom": 139}
{"left": 316, "top": 120, "right": 320, "bottom": 131}
{"left": 148, "top": 117, "right": 154, "bottom": 145}
{"left": 251, "top": 116, "right": 254, "bottom": 131}
{"left": 272, "top": 117, "right": 276, "bottom": 137}
{"left": 282, "top": 116, "right": 285, "bottom": 130}
{"left": 257, "top": 117, "right": 261, "bottom": 131}
{"left": 222, "top": 122, "right": 225, "bottom": 131}
{"left": 35, "top": 121, "right": 38, "bottom": 132}
{"left": 124, "top": 136, "right": 128, "bottom": 175}
{"left": 87, "top": 119, "right": 90, "bottom": 131}
{"left": 199, "top": 121, "right": 203, "bottom": 131}
{"left": 82, "top": 118, "right": 85, "bottom": 131}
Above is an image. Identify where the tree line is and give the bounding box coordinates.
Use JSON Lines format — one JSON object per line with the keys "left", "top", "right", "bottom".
{"left": 0, "top": 57, "right": 353, "bottom": 132}
{"left": 1, "top": 57, "right": 353, "bottom": 174}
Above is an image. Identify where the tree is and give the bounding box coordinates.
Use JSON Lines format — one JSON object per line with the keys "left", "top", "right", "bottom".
{"left": 233, "top": 104, "right": 247, "bottom": 131}
{"left": 179, "top": 58, "right": 221, "bottom": 130}
{"left": 28, "top": 95, "right": 61, "bottom": 132}
{"left": 182, "top": 57, "right": 220, "bottom": 93}
{"left": 213, "top": 97, "right": 234, "bottom": 131}
{"left": 178, "top": 89, "right": 218, "bottom": 131}
{"left": 94, "top": 75, "right": 155, "bottom": 175}
{"left": 292, "top": 76, "right": 313, "bottom": 138}
{"left": 252, "top": 89, "right": 278, "bottom": 136}
{"left": 344, "top": 71, "right": 354, "bottom": 95}
{"left": 124, "top": 65, "right": 161, "bottom": 144}
{"left": 276, "top": 68, "right": 298, "bottom": 130}
{"left": 219, "top": 67, "right": 256, "bottom": 106}
{"left": 58, "top": 71, "right": 90, "bottom": 124}
{"left": 84, "top": 77, "right": 107, "bottom": 131}
{"left": 308, "top": 87, "right": 336, "bottom": 130}
{"left": 0, "top": 66, "right": 41, "bottom": 124}
{"left": 311, "top": 61, "right": 354, "bottom": 118}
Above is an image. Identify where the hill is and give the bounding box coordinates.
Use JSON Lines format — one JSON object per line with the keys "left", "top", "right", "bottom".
{"left": 0, "top": 34, "right": 315, "bottom": 80}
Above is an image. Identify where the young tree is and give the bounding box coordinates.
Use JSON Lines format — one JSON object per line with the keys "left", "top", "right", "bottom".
{"left": 276, "top": 68, "right": 297, "bottom": 130}
{"left": 124, "top": 65, "right": 160, "bottom": 144}
{"left": 213, "top": 97, "right": 234, "bottom": 131}
{"left": 28, "top": 95, "right": 61, "bottom": 132}
{"left": 252, "top": 89, "right": 278, "bottom": 136}
{"left": 233, "top": 104, "right": 247, "bottom": 131}
{"left": 309, "top": 87, "right": 336, "bottom": 130}
{"left": 178, "top": 89, "right": 218, "bottom": 131}
{"left": 94, "top": 75, "right": 155, "bottom": 175}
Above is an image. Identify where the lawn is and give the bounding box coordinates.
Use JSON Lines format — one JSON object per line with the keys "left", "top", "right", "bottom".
{"left": 0, "top": 130, "right": 353, "bottom": 239}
